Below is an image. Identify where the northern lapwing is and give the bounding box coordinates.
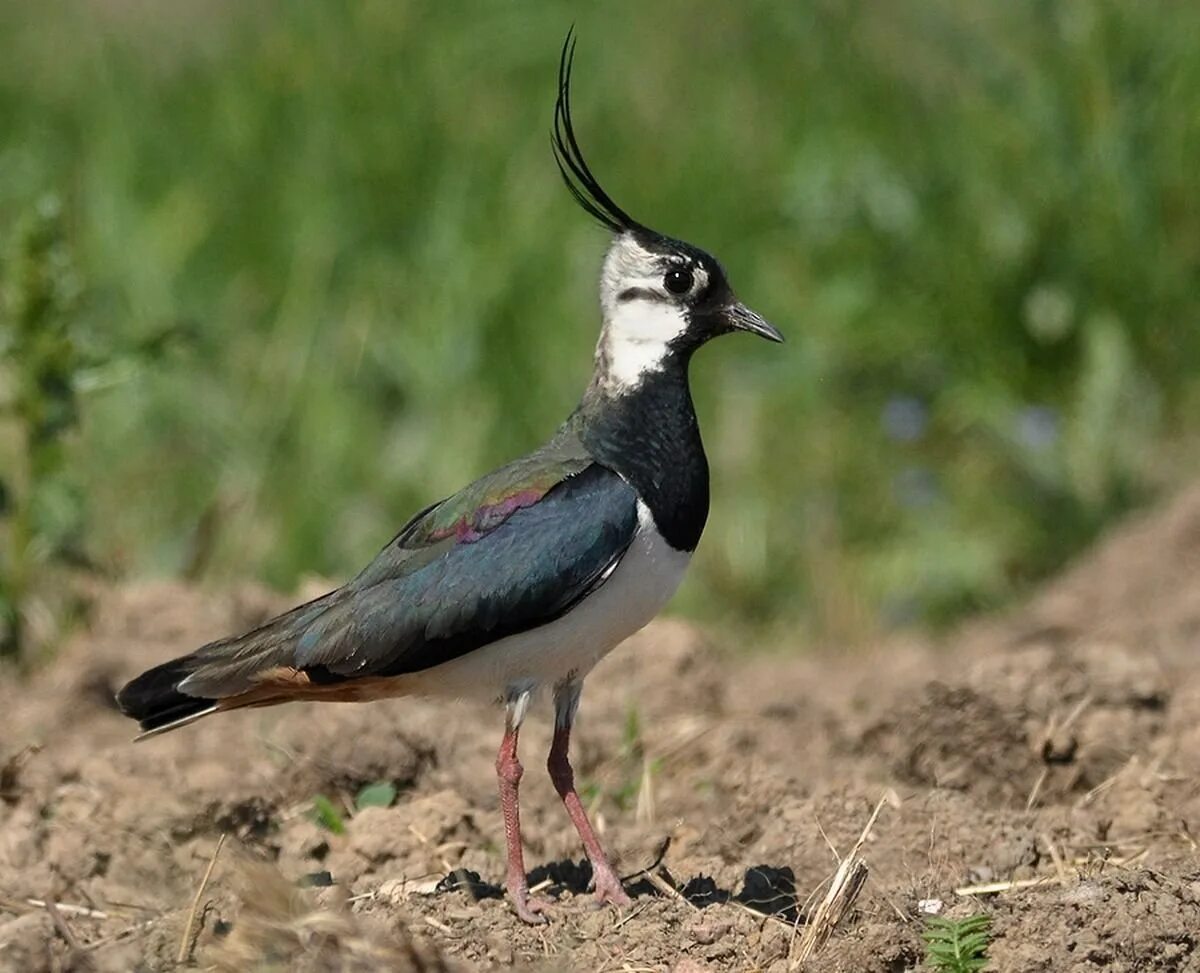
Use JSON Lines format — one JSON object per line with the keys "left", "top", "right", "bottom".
{"left": 116, "top": 33, "right": 782, "bottom": 924}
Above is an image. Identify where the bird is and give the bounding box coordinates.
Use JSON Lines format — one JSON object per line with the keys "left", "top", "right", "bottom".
{"left": 115, "top": 32, "right": 782, "bottom": 925}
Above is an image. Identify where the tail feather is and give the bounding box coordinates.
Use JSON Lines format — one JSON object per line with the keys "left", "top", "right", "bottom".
{"left": 116, "top": 654, "right": 217, "bottom": 737}
{"left": 115, "top": 588, "right": 347, "bottom": 738}
{"left": 132, "top": 703, "right": 220, "bottom": 740}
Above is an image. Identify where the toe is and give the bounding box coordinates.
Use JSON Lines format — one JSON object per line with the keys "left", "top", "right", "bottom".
{"left": 513, "top": 894, "right": 551, "bottom": 925}
{"left": 593, "top": 871, "right": 632, "bottom": 908}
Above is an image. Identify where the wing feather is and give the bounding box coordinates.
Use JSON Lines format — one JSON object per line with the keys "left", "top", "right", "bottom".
{"left": 176, "top": 462, "right": 637, "bottom": 697}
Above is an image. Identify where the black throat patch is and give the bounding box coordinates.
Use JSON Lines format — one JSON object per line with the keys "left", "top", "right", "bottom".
{"left": 576, "top": 355, "right": 709, "bottom": 552}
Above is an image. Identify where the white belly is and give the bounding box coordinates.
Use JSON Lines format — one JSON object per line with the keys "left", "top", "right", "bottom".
{"left": 398, "top": 501, "right": 690, "bottom": 702}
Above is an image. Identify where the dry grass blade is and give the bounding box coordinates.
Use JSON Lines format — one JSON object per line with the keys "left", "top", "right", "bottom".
{"left": 635, "top": 755, "right": 656, "bottom": 825}
{"left": 1025, "top": 767, "right": 1049, "bottom": 811}
{"left": 44, "top": 899, "right": 85, "bottom": 953}
{"left": 1041, "top": 832, "right": 1069, "bottom": 884}
{"left": 954, "top": 876, "right": 1053, "bottom": 896}
{"left": 422, "top": 916, "right": 454, "bottom": 935}
{"left": 612, "top": 902, "right": 653, "bottom": 930}
{"left": 641, "top": 869, "right": 699, "bottom": 908}
{"left": 3, "top": 897, "right": 110, "bottom": 920}
{"left": 790, "top": 792, "right": 889, "bottom": 967}
{"left": 1074, "top": 755, "right": 1137, "bottom": 810}
{"left": 177, "top": 832, "right": 227, "bottom": 965}
{"left": 83, "top": 915, "right": 171, "bottom": 955}
{"left": 955, "top": 840, "right": 1154, "bottom": 898}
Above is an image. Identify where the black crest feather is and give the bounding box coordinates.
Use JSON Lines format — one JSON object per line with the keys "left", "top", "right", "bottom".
{"left": 552, "top": 29, "right": 642, "bottom": 234}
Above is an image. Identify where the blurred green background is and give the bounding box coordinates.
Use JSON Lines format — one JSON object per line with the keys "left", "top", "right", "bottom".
{"left": 2, "top": 0, "right": 1199, "bottom": 655}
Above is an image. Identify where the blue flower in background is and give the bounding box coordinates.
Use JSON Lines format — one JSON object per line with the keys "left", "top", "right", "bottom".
{"left": 1016, "top": 405, "right": 1059, "bottom": 452}
{"left": 881, "top": 395, "right": 928, "bottom": 443}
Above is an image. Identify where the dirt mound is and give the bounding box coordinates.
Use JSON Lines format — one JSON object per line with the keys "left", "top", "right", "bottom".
{"left": 5, "top": 485, "right": 1200, "bottom": 970}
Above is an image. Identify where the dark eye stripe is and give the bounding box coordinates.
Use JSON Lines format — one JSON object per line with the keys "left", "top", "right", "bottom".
{"left": 617, "top": 287, "right": 666, "bottom": 303}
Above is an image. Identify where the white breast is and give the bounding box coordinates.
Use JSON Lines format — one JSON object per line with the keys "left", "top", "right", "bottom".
{"left": 398, "top": 501, "right": 690, "bottom": 703}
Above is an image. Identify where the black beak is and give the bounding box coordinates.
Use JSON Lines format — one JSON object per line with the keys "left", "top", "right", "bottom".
{"left": 726, "top": 302, "right": 784, "bottom": 343}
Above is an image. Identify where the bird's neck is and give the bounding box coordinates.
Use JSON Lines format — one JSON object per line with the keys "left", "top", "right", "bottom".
{"left": 575, "top": 352, "right": 709, "bottom": 552}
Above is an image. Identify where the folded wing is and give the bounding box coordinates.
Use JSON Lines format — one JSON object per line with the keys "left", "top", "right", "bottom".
{"left": 117, "top": 438, "right": 638, "bottom": 733}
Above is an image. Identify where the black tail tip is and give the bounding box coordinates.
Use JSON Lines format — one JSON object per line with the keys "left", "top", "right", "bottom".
{"left": 116, "top": 655, "right": 214, "bottom": 734}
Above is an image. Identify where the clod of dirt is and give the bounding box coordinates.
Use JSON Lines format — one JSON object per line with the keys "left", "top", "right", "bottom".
{"left": 860, "top": 681, "right": 1041, "bottom": 806}
{"left": 326, "top": 789, "right": 479, "bottom": 887}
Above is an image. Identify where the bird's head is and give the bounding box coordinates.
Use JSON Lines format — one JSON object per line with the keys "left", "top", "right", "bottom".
{"left": 553, "top": 33, "right": 782, "bottom": 392}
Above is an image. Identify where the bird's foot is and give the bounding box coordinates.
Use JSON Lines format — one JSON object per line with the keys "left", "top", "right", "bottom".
{"left": 510, "top": 886, "right": 552, "bottom": 925}
{"left": 591, "top": 865, "right": 632, "bottom": 909}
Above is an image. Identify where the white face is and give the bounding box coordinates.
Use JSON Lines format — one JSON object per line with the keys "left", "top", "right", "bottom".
{"left": 596, "top": 233, "right": 710, "bottom": 389}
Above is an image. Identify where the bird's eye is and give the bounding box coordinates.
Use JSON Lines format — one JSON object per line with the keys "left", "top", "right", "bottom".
{"left": 663, "top": 267, "right": 693, "bottom": 295}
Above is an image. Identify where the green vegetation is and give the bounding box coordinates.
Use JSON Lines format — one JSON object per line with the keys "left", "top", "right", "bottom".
{"left": 1, "top": 1, "right": 1198, "bottom": 648}
{"left": 923, "top": 914, "right": 991, "bottom": 973}
{"left": 578, "top": 704, "right": 661, "bottom": 813}
{"left": 310, "top": 793, "right": 347, "bottom": 836}
{"left": 354, "top": 781, "right": 398, "bottom": 812}
{"left": 0, "top": 197, "right": 89, "bottom": 660}
{"left": 310, "top": 779, "right": 397, "bottom": 834}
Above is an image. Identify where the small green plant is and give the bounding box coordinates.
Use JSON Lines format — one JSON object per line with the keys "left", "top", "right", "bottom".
{"left": 579, "top": 705, "right": 660, "bottom": 814}
{"left": 610, "top": 706, "right": 645, "bottom": 811}
{"left": 922, "top": 914, "right": 991, "bottom": 973}
{"left": 309, "top": 794, "right": 346, "bottom": 835}
{"left": 354, "top": 780, "right": 397, "bottom": 811}
{"left": 309, "top": 780, "right": 397, "bottom": 834}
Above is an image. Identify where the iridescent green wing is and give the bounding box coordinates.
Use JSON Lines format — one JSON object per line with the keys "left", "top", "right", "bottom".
{"left": 353, "top": 421, "right": 595, "bottom": 587}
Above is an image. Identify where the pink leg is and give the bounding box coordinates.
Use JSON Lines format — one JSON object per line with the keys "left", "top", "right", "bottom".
{"left": 547, "top": 690, "right": 631, "bottom": 909}
{"left": 496, "top": 716, "right": 550, "bottom": 924}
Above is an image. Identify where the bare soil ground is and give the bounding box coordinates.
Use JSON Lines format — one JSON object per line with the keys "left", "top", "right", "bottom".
{"left": 5, "top": 485, "right": 1200, "bottom": 972}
